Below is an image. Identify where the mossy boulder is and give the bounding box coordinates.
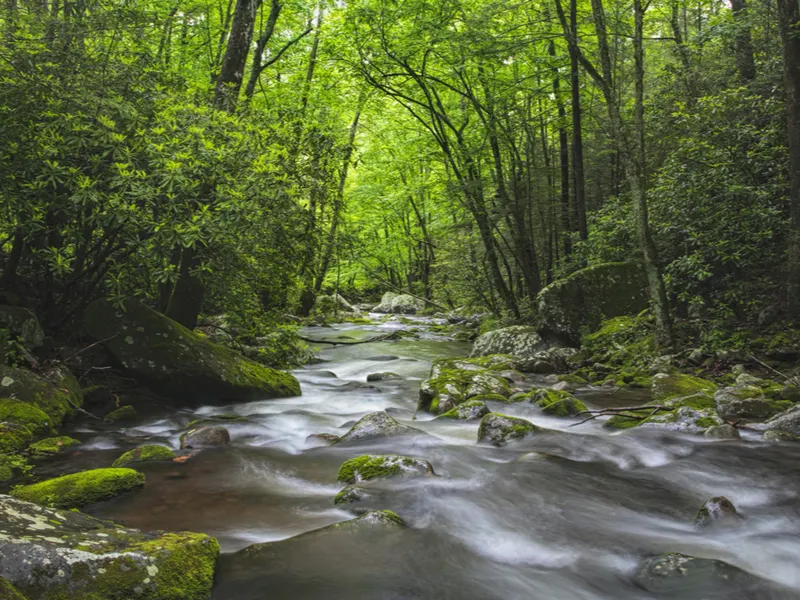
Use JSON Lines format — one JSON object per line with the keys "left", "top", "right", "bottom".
{"left": 714, "top": 385, "right": 791, "bottom": 421}
{"left": 418, "top": 357, "right": 512, "bottom": 415}
{"left": 103, "top": 405, "right": 138, "bottom": 424}
{"left": 27, "top": 436, "right": 81, "bottom": 458}
{"left": 0, "top": 577, "right": 27, "bottom": 600}
{"left": 0, "top": 457, "right": 13, "bottom": 483}
{"left": 529, "top": 389, "right": 587, "bottom": 417}
{"left": 0, "top": 365, "right": 83, "bottom": 427}
{"left": 651, "top": 373, "right": 716, "bottom": 404}
{"left": 83, "top": 298, "right": 300, "bottom": 405}
{"left": 469, "top": 326, "right": 547, "bottom": 359}
{"left": 179, "top": 426, "right": 231, "bottom": 449}
{"left": 477, "top": 413, "right": 539, "bottom": 446}
{"left": 694, "top": 496, "right": 740, "bottom": 529}
{"left": 537, "top": 262, "right": 647, "bottom": 346}
{"left": 0, "top": 399, "right": 52, "bottom": 436}
{"left": 334, "top": 411, "right": 423, "bottom": 445}
{"left": 0, "top": 495, "right": 218, "bottom": 600}
{"left": 336, "top": 454, "right": 434, "bottom": 484}
{"left": 11, "top": 468, "right": 145, "bottom": 508}
{"left": 389, "top": 294, "right": 424, "bottom": 315}
{"left": 437, "top": 399, "right": 490, "bottom": 421}
{"left": 704, "top": 424, "right": 741, "bottom": 440}
{"left": 763, "top": 405, "right": 800, "bottom": 439}
{"left": 112, "top": 445, "right": 176, "bottom": 468}
{"left": 0, "top": 423, "right": 33, "bottom": 454}
{"left": 604, "top": 403, "right": 721, "bottom": 433}
{"left": 0, "top": 305, "right": 44, "bottom": 350}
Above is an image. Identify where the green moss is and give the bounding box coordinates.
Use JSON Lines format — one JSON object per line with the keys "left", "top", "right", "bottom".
{"left": 0, "top": 398, "right": 53, "bottom": 436}
{"left": 336, "top": 454, "right": 431, "bottom": 484}
{"left": 418, "top": 357, "right": 512, "bottom": 414}
{"left": 604, "top": 410, "right": 652, "bottom": 429}
{"left": 530, "top": 389, "right": 588, "bottom": 417}
{"left": 694, "top": 417, "right": 718, "bottom": 429}
{"left": 469, "top": 393, "right": 509, "bottom": 403}
{"left": 0, "top": 577, "right": 27, "bottom": 600}
{"left": 0, "top": 365, "right": 83, "bottom": 426}
{"left": 478, "top": 412, "right": 538, "bottom": 445}
{"left": 577, "top": 314, "right": 658, "bottom": 371}
{"left": 184, "top": 413, "right": 248, "bottom": 429}
{"left": 0, "top": 422, "right": 33, "bottom": 453}
{"left": 28, "top": 436, "right": 81, "bottom": 457}
{"left": 557, "top": 374, "right": 588, "bottom": 385}
{"left": 437, "top": 399, "right": 489, "bottom": 420}
{"left": 103, "top": 405, "right": 137, "bottom": 424}
{"left": 11, "top": 468, "right": 145, "bottom": 508}
{"left": 652, "top": 373, "right": 716, "bottom": 403}
{"left": 112, "top": 445, "right": 176, "bottom": 468}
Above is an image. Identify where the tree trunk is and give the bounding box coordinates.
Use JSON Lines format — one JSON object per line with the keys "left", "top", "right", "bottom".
{"left": 569, "top": 0, "right": 587, "bottom": 240}
{"left": 550, "top": 40, "right": 572, "bottom": 257}
{"left": 731, "top": 0, "right": 757, "bottom": 82}
{"left": 213, "top": 0, "right": 261, "bottom": 113}
{"left": 778, "top": 0, "right": 800, "bottom": 315}
{"left": 165, "top": 248, "right": 205, "bottom": 330}
{"left": 243, "top": 0, "right": 281, "bottom": 104}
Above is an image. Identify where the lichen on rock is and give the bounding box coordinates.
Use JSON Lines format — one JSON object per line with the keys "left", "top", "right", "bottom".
{"left": 11, "top": 468, "right": 145, "bottom": 508}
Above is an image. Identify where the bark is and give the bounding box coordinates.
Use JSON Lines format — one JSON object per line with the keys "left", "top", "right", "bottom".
{"left": 213, "top": 0, "right": 261, "bottom": 112}
{"left": 731, "top": 0, "right": 757, "bottom": 82}
{"left": 165, "top": 247, "right": 205, "bottom": 330}
{"left": 778, "top": 0, "right": 800, "bottom": 315}
{"left": 0, "top": 231, "right": 25, "bottom": 290}
{"left": 243, "top": 0, "right": 281, "bottom": 104}
{"left": 550, "top": 40, "right": 572, "bottom": 257}
{"left": 568, "top": 0, "right": 587, "bottom": 240}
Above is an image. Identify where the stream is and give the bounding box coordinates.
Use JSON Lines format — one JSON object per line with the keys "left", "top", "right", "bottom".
{"left": 48, "top": 315, "right": 800, "bottom": 599}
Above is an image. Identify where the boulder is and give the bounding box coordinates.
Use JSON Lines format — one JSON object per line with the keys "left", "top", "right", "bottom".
{"left": 0, "top": 365, "right": 82, "bottom": 428}
{"left": 0, "top": 423, "right": 33, "bottom": 454}
{"left": 179, "top": 426, "right": 231, "bottom": 449}
{"left": 635, "top": 553, "right": 756, "bottom": 597}
{"left": 0, "top": 306, "right": 44, "bottom": 350}
{"left": 11, "top": 468, "right": 145, "bottom": 508}
{"left": 366, "top": 372, "right": 402, "bottom": 382}
{"left": 704, "top": 424, "right": 741, "bottom": 440}
{"left": 470, "top": 326, "right": 548, "bottom": 359}
{"left": 651, "top": 373, "right": 716, "bottom": 404}
{"left": 418, "top": 357, "right": 513, "bottom": 415}
{"left": 313, "top": 293, "right": 358, "bottom": 316}
{"left": 334, "top": 411, "right": 422, "bottom": 445}
{"left": 112, "top": 445, "right": 176, "bottom": 468}
{"left": 0, "top": 495, "right": 218, "bottom": 600}
{"left": 27, "top": 436, "right": 81, "bottom": 458}
{"left": 336, "top": 455, "right": 434, "bottom": 484}
{"left": 537, "top": 261, "right": 647, "bottom": 346}
{"left": 390, "top": 294, "right": 424, "bottom": 315}
{"left": 333, "top": 485, "right": 383, "bottom": 506}
{"left": 477, "top": 413, "right": 539, "bottom": 446}
{"left": 103, "top": 404, "right": 137, "bottom": 424}
{"left": 437, "top": 399, "right": 490, "bottom": 421}
{"left": 372, "top": 292, "right": 398, "bottom": 313}
{"left": 694, "top": 496, "right": 740, "bottom": 529}
{"left": 0, "top": 399, "right": 52, "bottom": 436}
{"left": 83, "top": 298, "right": 300, "bottom": 405}
{"left": 714, "top": 385, "right": 789, "bottom": 421}
{"left": 529, "top": 389, "right": 587, "bottom": 417}
{"left": 763, "top": 404, "right": 800, "bottom": 440}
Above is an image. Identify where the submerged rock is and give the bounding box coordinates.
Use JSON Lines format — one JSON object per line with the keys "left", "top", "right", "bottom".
{"left": 27, "top": 436, "right": 81, "bottom": 458}
{"left": 11, "top": 468, "right": 145, "bottom": 508}
{"left": 529, "top": 389, "right": 587, "bottom": 417}
{"left": 306, "top": 433, "right": 341, "bottom": 445}
{"left": 180, "top": 426, "right": 231, "bottom": 449}
{"left": 366, "top": 372, "right": 402, "bottom": 382}
{"left": 469, "top": 326, "right": 548, "bottom": 359}
{"left": 437, "top": 399, "right": 490, "bottom": 421}
{"left": 635, "top": 553, "right": 755, "bottom": 596}
{"left": 336, "top": 455, "right": 434, "bottom": 484}
{"left": 334, "top": 411, "right": 422, "bottom": 445}
{"left": 0, "top": 495, "right": 218, "bottom": 600}
{"left": 333, "top": 485, "right": 384, "bottom": 506}
{"left": 477, "top": 413, "right": 539, "bottom": 446}
{"left": 112, "top": 445, "right": 176, "bottom": 468}
{"left": 103, "top": 404, "right": 138, "bottom": 424}
{"left": 83, "top": 298, "right": 300, "bottom": 405}
{"left": 694, "top": 496, "right": 740, "bottom": 529}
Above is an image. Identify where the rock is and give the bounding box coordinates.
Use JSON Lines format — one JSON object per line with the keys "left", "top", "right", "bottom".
{"left": 537, "top": 261, "right": 647, "bottom": 346}
{"left": 477, "top": 413, "right": 539, "bottom": 446}
{"left": 103, "top": 404, "right": 137, "bottom": 424}
{"left": 437, "top": 399, "right": 490, "bottom": 421}
{"left": 313, "top": 293, "right": 358, "bottom": 316}
{"left": 336, "top": 455, "right": 434, "bottom": 484}
{"left": 529, "top": 389, "right": 587, "bottom": 417}
{"left": 390, "top": 294, "right": 424, "bottom": 315}
{"left": 305, "top": 433, "right": 340, "bottom": 445}
{"left": 11, "top": 468, "right": 145, "bottom": 508}
{"left": 763, "top": 429, "right": 800, "bottom": 441}
{"left": 470, "top": 326, "right": 548, "bottom": 359}
{"left": 763, "top": 404, "right": 800, "bottom": 439}
{"left": 531, "top": 360, "right": 555, "bottom": 374}
{"left": 0, "top": 306, "right": 44, "bottom": 350}
{"left": 0, "top": 495, "right": 218, "bottom": 600}
{"left": 0, "top": 423, "right": 33, "bottom": 454}
{"left": 371, "top": 292, "right": 398, "bottom": 313}
{"left": 652, "top": 373, "right": 716, "bottom": 404}
{"left": 0, "top": 365, "right": 82, "bottom": 430}
{"left": 366, "top": 372, "right": 402, "bottom": 382}
{"left": 715, "top": 386, "right": 788, "bottom": 421}
{"left": 83, "top": 298, "right": 300, "bottom": 405}
{"left": 334, "top": 411, "right": 422, "bottom": 445}
{"left": 27, "top": 436, "right": 81, "bottom": 458}
{"left": 418, "top": 357, "right": 512, "bottom": 414}
{"left": 364, "top": 354, "right": 399, "bottom": 362}
{"left": 112, "top": 445, "right": 176, "bottom": 468}
{"left": 635, "top": 553, "right": 755, "bottom": 596}
{"left": 179, "top": 426, "right": 231, "bottom": 449}
{"left": 333, "top": 485, "right": 383, "bottom": 505}
{"left": 184, "top": 413, "right": 249, "bottom": 429}
{"left": 605, "top": 404, "right": 721, "bottom": 433}
{"left": 0, "top": 577, "right": 26, "bottom": 600}
{"left": 0, "top": 398, "right": 52, "bottom": 436}
{"left": 704, "top": 424, "right": 741, "bottom": 440}
{"left": 694, "top": 496, "right": 740, "bottom": 528}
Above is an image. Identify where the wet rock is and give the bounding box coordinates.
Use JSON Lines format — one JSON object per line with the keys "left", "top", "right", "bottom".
{"left": 27, "top": 436, "right": 81, "bottom": 458}
{"left": 704, "top": 424, "right": 741, "bottom": 440}
{"left": 418, "top": 357, "right": 512, "bottom": 415}
{"left": 651, "top": 373, "right": 716, "bottom": 404}
{"left": 336, "top": 455, "right": 434, "bottom": 484}
{"left": 0, "top": 495, "right": 218, "bottom": 600}
{"left": 715, "top": 386, "right": 789, "bottom": 421}
{"left": 366, "top": 372, "right": 402, "bottom": 382}
{"left": 11, "top": 468, "right": 145, "bottom": 508}
{"left": 184, "top": 413, "right": 249, "bottom": 429}
{"left": 437, "top": 399, "right": 490, "bottom": 421}
{"left": 529, "top": 389, "right": 587, "bottom": 417}
{"left": 470, "top": 326, "right": 547, "bottom": 359}
{"left": 364, "top": 355, "right": 399, "bottom": 362}
{"left": 306, "top": 433, "right": 340, "bottom": 445}
{"left": 763, "top": 404, "right": 800, "bottom": 439}
{"left": 390, "top": 294, "right": 424, "bottom": 315}
{"left": 694, "top": 496, "right": 740, "bottom": 529}
{"left": 103, "top": 404, "right": 137, "bottom": 424}
{"left": 605, "top": 403, "right": 721, "bottom": 433}
{"left": 313, "top": 293, "right": 359, "bottom": 316}
{"left": 371, "top": 292, "right": 398, "bottom": 313}
{"left": 112, "top": 444, "right": 176, "bottom": 468}
{"left": 334, "top": 411, "right": 422, "bottom": 445}
{"left": 531, "top": 360, "right": 555, "bottom": 374}
{"left": 537, "top": 261, "right": 647, "bottom": 346}
{"left": 477, "top": 413, "right": 539, "bottom": 446}
{"left": 333, "top": 485, "right": 383, "bottom": 505}
{"left": 180, "top": 425, "right": 231, "bottom": 449}
{"left": 83, "top": 298, "right": 300, "bottom": 405}
{"left": 635, "top": 553, "right": 755, "bottom": 596}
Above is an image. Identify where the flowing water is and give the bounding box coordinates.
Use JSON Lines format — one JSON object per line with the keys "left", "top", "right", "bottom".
{"left": 47, "top": 316, "right": 800, "bottom": 599}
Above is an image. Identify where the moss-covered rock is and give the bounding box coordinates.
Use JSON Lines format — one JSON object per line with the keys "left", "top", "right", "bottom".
{"left": 334, "top": 411, "right": 423, "bottom": 445}
{"left": 27, "top": 436, "right": 81, "bottom": 458}
{"left": 0, "top": 399, "right": 52, "bottom": 436}
{"left": 704, "top": 424, "right": 741, "bottom": 440}
{"left": 437, "top": 399, "right": 490, "bottom": 421}
{"left": 336, "top": 454, "right": 434, "bottom": 484}
{"left": 0, "top": 365, "right": 83, "bottom": 427}
{"left": 0, "top": 423, "right": 33, "bottom": 454}
{"left": 477, "top": 413, "right": 539, "bottom": 446}
{"left": 83, "top": 298, "right": 300, "bottom": 405}
{"left": 11, "top": 468, "right": 145, "bottom": 508}
{"left": 0, "top": 577, "right": 27, "bottom": 600}
{"left": 764, "top": 404, "right": 800, "bottom": 439}
{"left": 537, "top": 262, "right": 647, "bottom": 346}
{"left": 529, "top": 389, "right": 587, "bottom": 417}
{"left": 694, "top": 496, "right": 740, "bottom": 529}
{"left": 0, "top": 495, "right": 218, "bottom": 600}
{"left": 103, "top": 405, "right": 138, "bottom": 424}
{"left": 469, "top": 326, "right": 547, "bottom": 359}
{"left": 651, "top": 373, "right": 716, "bottom": 403}
{"left": 418, "top": 357, "right": 512, "bottom": 414}
{"left": 714, "top": 385, "right": 790, "bottom": 421}
{"left": 112, "top": 445, "right": 176, "bottom": 468}
{"left": 0, "top": 305, "right": 44, "bottom": 351}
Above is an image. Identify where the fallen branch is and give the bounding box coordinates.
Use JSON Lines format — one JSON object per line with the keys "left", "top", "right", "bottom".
{"left": 570, "top": 405, "right": 670, "bottom": 427}
{"left": 298, "top": 331, "right": 401, "bottom": 345}
{"left": 748, "top": 355, "right": 799, "bottom": 387}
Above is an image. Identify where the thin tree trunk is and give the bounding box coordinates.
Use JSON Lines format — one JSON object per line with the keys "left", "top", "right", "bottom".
{"left": 568, "top": 0, "right": 587, "bottom": 240}
{"left": 731, "top": 0, "right": 757, "bottom": 82}
{"left": 550, "top": 40, "right": 572, "bottom": 257}
{"left": 214, "top": 0, "right": 261, "bottom": 112}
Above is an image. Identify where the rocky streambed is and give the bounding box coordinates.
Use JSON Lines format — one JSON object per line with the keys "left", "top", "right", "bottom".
{"left": 3, "top": 314, "right": 800, "bottom": 599}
